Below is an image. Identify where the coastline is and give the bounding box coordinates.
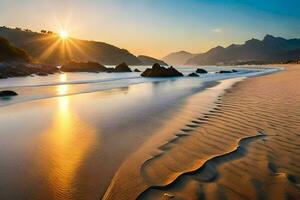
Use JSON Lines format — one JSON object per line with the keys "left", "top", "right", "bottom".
{"left": 0, "top": 72, "right": 229, "bottom": 199}
{"left": 102, "top": 77, "right": 246, "bottom": 200}
{"left": 0, "top": 65, "right": 288, "bottom": 199}
{"left": 103, "top": 64, "right": 300, "bottom": 200}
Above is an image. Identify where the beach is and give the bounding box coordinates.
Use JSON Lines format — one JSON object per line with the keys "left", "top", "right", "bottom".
{"left": 104, "top": 65, "right": 300, "bottom": 200}
{"left": 0, "top": 65, "right": 299, "bottom": 200}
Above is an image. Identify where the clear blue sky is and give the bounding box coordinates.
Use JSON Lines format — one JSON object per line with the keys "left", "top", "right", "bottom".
{"left": 1, "top": 0, "right": 299, "bottom": 57}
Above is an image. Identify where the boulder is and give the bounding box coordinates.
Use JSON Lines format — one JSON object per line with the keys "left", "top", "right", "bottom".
{"left": 106, "top": 68, "right": 115, "bottom": 73}
{"left": 0, "top": 90, "right": 18, "bottom": 97}
{"left": 114, "top": 62, "right": 132, "bottom": 72}
{"left": 134, "top": 68, "right": 141, "bottom": 72}
{"left": 196, "top": 68, "right": 208, "bottom": 73}
{"left": 218, "top": 70, "right": 233, "bottom": 74}
{"left": 218, "top": 69, "right": 238, "bottom": 74}
{"left": 188, "top": 72, "right": 199, "bottom": 77}
{"left": 35, "top": 72, "right": 48, "bottom": 76}
{"left": 61, "top": 61, "right": 107, "bottom": 72}
{"left": 141, "top": 63, "right": 183, "bottom": 77}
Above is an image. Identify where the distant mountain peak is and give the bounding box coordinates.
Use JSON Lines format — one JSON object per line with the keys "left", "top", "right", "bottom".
{"left": 264, "top": 34, "right": 275, "bottom": 40}
{"left": 177, "top": 50, "right": 192, "bottom": 54}
{"left": 263, "top": 34, "right": 286, "bottom": 43}
{"left": 207, "top": 45, "right": 225, "bottom": 53}
{"left": 244, "top": 38, "right": 261, "bottom": 46}
{"left": 162, "top": 50, "right": 195, "bottom": 66}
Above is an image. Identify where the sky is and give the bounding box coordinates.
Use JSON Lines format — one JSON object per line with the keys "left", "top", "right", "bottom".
{"left": 1, "top": 0, "right": 300, "bottom": 58}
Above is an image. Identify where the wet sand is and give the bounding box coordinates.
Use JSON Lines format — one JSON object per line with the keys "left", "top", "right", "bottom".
{"left": 104, "top": 65, "right": 300, "bottom": 200}
{"left": 0, "top": 77, "right": 226, "bottom": 200}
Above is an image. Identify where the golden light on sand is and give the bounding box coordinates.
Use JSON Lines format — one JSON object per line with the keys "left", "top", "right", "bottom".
{"left": 59, "top": 30, "right": 69, "bottom": 40}
{"left": 57, "top": 84, "right": 69, "bottom": 95}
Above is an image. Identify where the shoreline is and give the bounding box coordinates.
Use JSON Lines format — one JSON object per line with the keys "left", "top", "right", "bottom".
{"left": 102, "top": 77, "right": 246, "bottom": 200}
{"left": 103, "top": 64, "right": 300, "bottom": 200}
{"left": 0, "top": 72, "right": 226, "bottom": 199}
{"left": 0, "top": 65, "right": 291, "bottom": 199}
{"left": 0, "top": 66, "right": 280, "bottom": 107}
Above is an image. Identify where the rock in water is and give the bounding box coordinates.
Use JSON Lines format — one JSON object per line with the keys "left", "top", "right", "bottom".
{"left": 188, "top": 72, "right": 199, "bottom": 77}
{"left": 196, "top": 68, "right": 208, "bottom": 73}
{"left": 218, "top": 70, "right": 233, "bottom": 74}
{"left": 115, "top": 62, "right": 132, "bottom": 72}
{"left": 61, "top": 61, "right": 107, "bottom": 72}
{"left": 141, "top": 63, "right": 183, "bottom": 77}
{"left": 0, "top": 90, "right": 18, "bottom": 97}
{"left": 134, "top": 68, "right": 141, "bottom": 72}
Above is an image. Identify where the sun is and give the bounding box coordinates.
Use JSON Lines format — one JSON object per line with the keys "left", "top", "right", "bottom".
{"left": 59, "top": 30, "right": 69, "bottom": 40}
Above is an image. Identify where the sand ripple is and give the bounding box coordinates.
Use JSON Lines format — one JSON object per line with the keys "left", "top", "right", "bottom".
{"left": 137, "top": 65, "right": 300, "bottom": 200}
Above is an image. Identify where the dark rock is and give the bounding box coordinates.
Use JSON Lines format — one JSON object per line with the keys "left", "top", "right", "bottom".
{"left": 35, "top": 72, "right": 48, "bottom": 76}
{"left": 0, "top": 63, "right": 58, "bottom": 79}
{"left": 106, "top": 68, "right": 115, "bottom": 73}
{"left": 0, "top": 90, "right": 18, "bottom": 97}
{"left": 218, "top": 69, "right": 238, "bottom": 74}
{"left": 114, "top": 62, "right": 132, "bottom": 72}
{"left": 218, "top": 70, "right": 233, "bottom": 74}
{"left": 61, "top": 61, "right": 107, "bottom": 72}
{"left": 134, "top": 68, "right": 141, "bottom": 72}
{"left": 141, "top": 63, "right": 183, "bottom": 77}
{"left": 196, "top": 68, "right": 208, "bottom": 73}
{"left": 188, "top": 72, "right": 199, "bottom": 77}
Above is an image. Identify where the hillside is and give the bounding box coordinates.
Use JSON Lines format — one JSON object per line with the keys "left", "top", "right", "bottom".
{"left": 0, "top": 27, "right": 142, "bottom": 65}
{"left": 0, "top": 36, "right": 30, "bottom": 63}
{"left": 186, "top": 35, "right": 300, "bottom": 65}
{"left": 137, "top": 55, "right": 168, "bottom": 65}
{"left": 162, "top": 51, "right": 195, "bottom": 66}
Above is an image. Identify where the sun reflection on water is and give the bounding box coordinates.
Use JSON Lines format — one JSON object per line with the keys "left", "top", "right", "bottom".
{"left": 57, "top": 85, "right": 69, "bottom": 96}
{"left": 35, "top": 95, "right": 98, "bottom": 199}
{"left": 60, "top": 73, "right": 67, "bottom": 82}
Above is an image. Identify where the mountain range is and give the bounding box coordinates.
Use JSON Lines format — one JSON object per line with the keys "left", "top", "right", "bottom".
{"left": 163, "top": 35, "right": 300, "bottom": 66}
{"left": 1, "top": 26, "right": 299, "bottom": 67}
{"left": 0, "top": 26, "right": 165, "bottom": 66}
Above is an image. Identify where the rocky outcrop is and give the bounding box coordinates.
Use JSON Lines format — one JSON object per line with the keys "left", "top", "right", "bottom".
{"left": 0, "top": 63, "right": 58, "bottom": 79}
{"left": 0, "top": 90, "right": 18, "bottom": 97}
{"left": 61, "top": 61, "right": 107, "bottom": 72}
{"left": 114, "top": 62, "right": 132, "bottom": 72}
{"left": 196, "top": 68, "right": 208, "bottom": 73}
{"left": 141, "top": 63, "right": 183, "bottom": 77}
{"left": 188, "top": 72, "right": 199, "bottom": 77}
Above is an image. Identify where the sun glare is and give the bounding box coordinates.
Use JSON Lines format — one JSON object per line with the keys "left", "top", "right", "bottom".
{"left": 59, "top": 30, "right": 69, "bottom": 40}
